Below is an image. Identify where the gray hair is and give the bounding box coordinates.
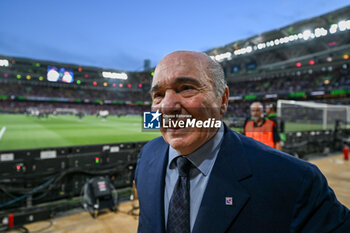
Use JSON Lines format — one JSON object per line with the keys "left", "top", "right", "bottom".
{"left": 250, "top": 102, "right": 264, "bottom": 110}
{"left": 207, "top": 57, "right": 227, "bottom": 97}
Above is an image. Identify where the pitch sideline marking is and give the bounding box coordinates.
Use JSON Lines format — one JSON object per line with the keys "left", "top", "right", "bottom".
{"left": 0, "top": 126, "right": 6, "bottom": 140}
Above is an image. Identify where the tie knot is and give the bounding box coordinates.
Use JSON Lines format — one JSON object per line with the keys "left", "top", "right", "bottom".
{"left": 176, "top": 156, "right": 192, "bottom": 177}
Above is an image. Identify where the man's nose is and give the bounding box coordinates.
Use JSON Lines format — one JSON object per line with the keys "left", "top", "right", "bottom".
{"left": 160, "top": 90, "right": 181, "bottom": 115}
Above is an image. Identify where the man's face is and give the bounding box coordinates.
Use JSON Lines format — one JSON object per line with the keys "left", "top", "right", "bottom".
{"left": 151, "top": 52, "right": 227, "bottom": 155}
{"left": 250, "top": 104, "right": 263, "bottom": 122}
{"left": 265, "top": 105, "right": 272, "bottom": 115}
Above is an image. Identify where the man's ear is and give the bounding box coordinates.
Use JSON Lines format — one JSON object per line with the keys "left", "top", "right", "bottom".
{"left": 220, "top": 87, "right": 229, "bottom": 115}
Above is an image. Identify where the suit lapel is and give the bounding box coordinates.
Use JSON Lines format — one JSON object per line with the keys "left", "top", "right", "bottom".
{"left": 192, "top": 126, "right": 252, "bottom": 233}
{"left": 144, "top": 139, "right": 169, "bottom": 233}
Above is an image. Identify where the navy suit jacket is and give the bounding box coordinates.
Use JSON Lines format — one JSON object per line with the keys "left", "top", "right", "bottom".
{"left": 135, "top": 125, "right": 350, "bottom": 233}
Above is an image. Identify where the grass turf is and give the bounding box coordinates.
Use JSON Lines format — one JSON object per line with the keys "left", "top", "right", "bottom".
{"left": 0, "top": 114, "right": 161, "bottom": 151}
{"left": 0, "top": 114, "right": 337, "bottom": 151}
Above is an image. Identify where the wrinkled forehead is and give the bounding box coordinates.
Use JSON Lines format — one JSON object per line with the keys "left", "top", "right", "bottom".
{"left": 153, "top": 53, "right": 210, "bottom": 86}
{"left": 250, "top": 104, "right": 263, "bottom": 110}
{"left": 161, "top": 51, "right": 204, "bottom": 65}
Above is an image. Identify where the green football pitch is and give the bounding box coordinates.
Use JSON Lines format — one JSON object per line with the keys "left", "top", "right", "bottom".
{"left": 0, "top": 114, "right": 335, "bottom": 151}
{"left": 0, "top": 114, "right": 161, "bottom": 151}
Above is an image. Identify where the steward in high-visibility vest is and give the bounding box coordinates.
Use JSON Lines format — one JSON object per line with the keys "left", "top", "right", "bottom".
{"left": 244, "top": 102, "right": 281, "bottom": 150}
{"left": 244, "top": 118, "right": 280, "bottom": 148}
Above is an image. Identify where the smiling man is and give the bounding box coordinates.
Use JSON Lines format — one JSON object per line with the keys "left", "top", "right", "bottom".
{"left": 150, "top": 51, "right": 228, "bottom": 155}
{"left": 135, "top": 51, "right": 350, "bottom": 233}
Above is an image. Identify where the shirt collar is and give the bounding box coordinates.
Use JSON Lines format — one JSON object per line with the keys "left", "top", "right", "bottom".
{"left": 254, "top": 118, "right": 266, "bottom": 127}
{"left": 168, "top": 124, "right": 224, "bottom": 176}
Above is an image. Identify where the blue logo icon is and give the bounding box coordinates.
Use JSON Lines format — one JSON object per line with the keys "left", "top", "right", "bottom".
{"left": 225, "top": 197, "right": 233, "bottom": 206}
{"left": 143, "top": 110, "right": 161, "bottom": 129}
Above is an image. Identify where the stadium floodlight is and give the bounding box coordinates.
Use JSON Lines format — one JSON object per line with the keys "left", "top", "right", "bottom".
{"left": 281, "top": 37, "right": 288, "bottom": 44}
{"left": 214, "top": 52, "right": 232, "bottom": 61}
{"left": 315, "top": 28, "right": 327, "bottom": 37}
{"left": 0, "top": 59, "right": 9, "bottom": 67}
{"left": 288, "top": 35, "right": 295, "bottom": 42}
{"left": 274, "top": 39, "right": 280, "bottom": 45}
{"left": 102, "top": 71, "right": 128, "bottom": 80}
{"left": 338, "top": 20, "right": 349, "bottom": 31}
{"left": 302, "top": 30, "right": 312, "bottom": 40}
{"left": 298, "top": 33, "right": 303, "bottom": 39}
{"left": 347, "top": 20, "right": 350, "bottom": 30}
{"left": 257, "top": 43, "right": 265, "bottom": 49}
{"left": 280, "top": 37, "right": 286, "bottom": 43}
{"left": 329, "top": 24, "right": 337, "bottom": 34}
{"left": 233, "top": 46, "right": 252, "bottom": 55}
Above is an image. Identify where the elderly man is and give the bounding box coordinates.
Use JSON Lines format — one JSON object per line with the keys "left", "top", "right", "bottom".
{"left": 244, "top": 102, "right": 281, "bottom": 150}
{"left": 135, "top": 51, "right": 350, "bottom": 233}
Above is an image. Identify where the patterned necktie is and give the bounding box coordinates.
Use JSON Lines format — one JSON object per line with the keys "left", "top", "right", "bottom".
{"left": 167, "top": 156, "right": 192, "bottom": 233}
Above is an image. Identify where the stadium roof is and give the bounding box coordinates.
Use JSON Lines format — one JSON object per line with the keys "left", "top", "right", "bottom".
{"left": 206, "top": 6, "right": 350, "bottom": 58}
{"left": 205, "top": 6, "right": 350, "bottom": 82}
